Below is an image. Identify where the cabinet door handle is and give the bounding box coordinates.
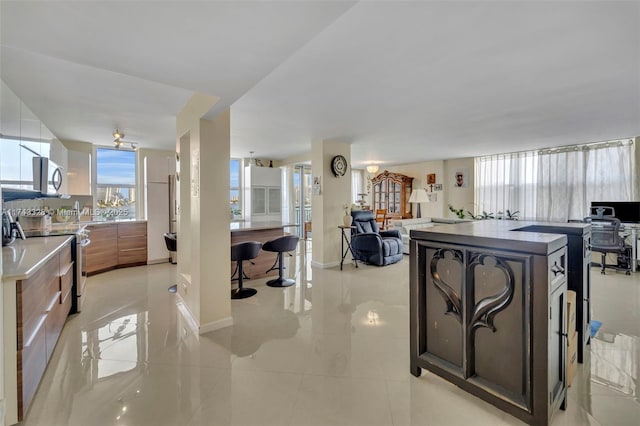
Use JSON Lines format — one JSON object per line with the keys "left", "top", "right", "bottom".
{"left": 551, "top": 262, "right": 565, "bottom": 276}
{"left": 120, "top": 234, "right": 146, "bottom": 239}
{"left": 120, "top": 248, "right": 145, "bottom": 252}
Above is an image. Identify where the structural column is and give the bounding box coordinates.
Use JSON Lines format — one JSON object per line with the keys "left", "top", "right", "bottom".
{"left": 310, "top": 140, "right": 352, "bottom": 268}
{"left": 176, "top": 94, "right": 232, "bottom": 333}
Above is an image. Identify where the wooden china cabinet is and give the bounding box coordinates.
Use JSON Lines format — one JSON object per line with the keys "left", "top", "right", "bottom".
{"left": 371, "top": 171, "right": 413, "bottom": 219}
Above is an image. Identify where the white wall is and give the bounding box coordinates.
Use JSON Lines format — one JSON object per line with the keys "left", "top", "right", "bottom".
{"left": 386, "top": 160, "right": 445, "bottom": 218}
{"left": 444, "top": 157, "right": 475, "bottom": 218}
{"left": 382, "top": 157, "right": 475, "bottom": 220}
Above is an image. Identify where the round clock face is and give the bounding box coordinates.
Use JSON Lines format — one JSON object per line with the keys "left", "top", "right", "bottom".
{"left": 331, "top": 155, "right": 348, "bottom": 177}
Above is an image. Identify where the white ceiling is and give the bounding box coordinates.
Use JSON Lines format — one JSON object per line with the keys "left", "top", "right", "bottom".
{"left": 1, "top": 1, "right": 639, "bottom": 167}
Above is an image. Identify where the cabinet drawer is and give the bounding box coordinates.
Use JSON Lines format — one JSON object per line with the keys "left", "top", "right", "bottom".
{"left": 19, "top": 322, "right": 47, "bottom": 419}
{"left": 60, "top": 262, "right": 74, "bottom": 304}
{"left": 59, "top": 242, "right": 72, "bottom": 270}
{"left": 118, "top": 235, "right": 147, "bottom": 251}
{"left": 18, "top": 255, "right": 60, "bottom": 349}
{"left": 87, "top": 224, "right": 118, "bottom": 241}
{"left": 118, "top": 248, "right": 147, "bottom": 265}
{"left": 45, "top": 291, "right": 71, "bottom": 362}
{"left": 118, "top": 222, "right": 147, "bottom": 237}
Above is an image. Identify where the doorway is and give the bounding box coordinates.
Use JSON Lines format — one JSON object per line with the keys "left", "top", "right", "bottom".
{"left": 293, "top": 165, "right": 312, "bottom": 240}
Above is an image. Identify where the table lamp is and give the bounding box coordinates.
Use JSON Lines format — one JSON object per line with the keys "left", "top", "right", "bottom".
{"left": 408, "top": 189, "right": 431, "bottom": 218}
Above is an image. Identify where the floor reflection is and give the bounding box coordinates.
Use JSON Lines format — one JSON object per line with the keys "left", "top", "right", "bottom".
{"left": 18, "top": 242, "right": 640, "bottom": 426}
{"left": 590, "top": 331, "right": 639, "bottom": 397}
{"left": 81, "top": 312, "right": 149, "bottom": 379}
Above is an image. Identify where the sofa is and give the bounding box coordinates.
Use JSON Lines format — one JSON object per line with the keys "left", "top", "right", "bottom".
{"left": 392, "top": 217, "right": 474, "bottom": 254}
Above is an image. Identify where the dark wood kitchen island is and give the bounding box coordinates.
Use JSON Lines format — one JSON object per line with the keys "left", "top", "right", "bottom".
{"left": 409, "top": 220, "right": 589, "bottom": 426}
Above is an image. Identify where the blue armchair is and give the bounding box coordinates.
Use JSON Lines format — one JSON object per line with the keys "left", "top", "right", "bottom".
{"left": 350, "top": 210, "right": 404, "bottom": 266}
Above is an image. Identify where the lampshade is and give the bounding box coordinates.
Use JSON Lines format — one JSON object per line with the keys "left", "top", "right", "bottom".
{"left": 408, "top": 189, "right": 430, "bottom": 203}
{"left": 366, "top": 165, "right": 379, "bottom": 174}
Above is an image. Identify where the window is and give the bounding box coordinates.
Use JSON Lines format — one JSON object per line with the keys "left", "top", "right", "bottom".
{"left": 475, "top": 151, "right": 538, "bottom": 220}
{"left": 230, "top": 158, "right": 242, "bottom": 220}
{"left": 475, "top": 140, "right": 635, "bottom": 222}
{"left": 351, "top": 169, "right": 364, "bottom": 203}
{"left": 95, "top": 148, "right": 137, "bottom": 219}
{"left": 0, "top": 137, "right": 50, "bottom": 189}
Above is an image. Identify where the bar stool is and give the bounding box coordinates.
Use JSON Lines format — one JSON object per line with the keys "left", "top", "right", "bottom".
{"left": 231, "top": 241, "right": 262, "bottom": 299}
{"left": 262, "top": 235, "right": 299, "bottom": 287}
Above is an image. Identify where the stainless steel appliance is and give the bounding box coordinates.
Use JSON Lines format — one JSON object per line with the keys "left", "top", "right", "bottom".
{"left": 169, "top": 174, "right": 177, "bottom": 233}
{"left": 168, "top": 174, "right": 178, "bottom": 263}
{"left": 74, "top": 229, "right": 91, "bottom": 312}
{"left": 32, "top": 157, "right": 64, "bottom": 194}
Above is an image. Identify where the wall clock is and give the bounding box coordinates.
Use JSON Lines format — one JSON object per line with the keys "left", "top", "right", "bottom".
{"left": 331, "top": 155, "right": 348, "bottom": 177}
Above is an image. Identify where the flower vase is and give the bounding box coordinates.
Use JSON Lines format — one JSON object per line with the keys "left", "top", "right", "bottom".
{"left": 343, "top": 214, "right": 353, "bottom": 227}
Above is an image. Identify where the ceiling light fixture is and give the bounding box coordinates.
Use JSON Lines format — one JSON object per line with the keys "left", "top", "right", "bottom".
{"left": 113, "top": 129, "right": 124, "bottom": 140}
{"left": 366, "top": 164, "right": 379, "bottom": 174}
{"left": 365, "top": 164, "right": 380, "bottom": 195}
{"left": 112, "top": 128, "right": 138, "bottom": 150}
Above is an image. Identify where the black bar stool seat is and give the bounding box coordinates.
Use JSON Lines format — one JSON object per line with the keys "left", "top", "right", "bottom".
{"left": 262, "top": 235, "right": 299, "bottom": 287}
{"left": 231, "top": 241, "right": 262, "bottom": 299}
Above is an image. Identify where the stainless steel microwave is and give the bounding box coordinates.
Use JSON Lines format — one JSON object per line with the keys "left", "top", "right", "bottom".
{"left": 32, "top": 157, "right": 63, "bottom": 194}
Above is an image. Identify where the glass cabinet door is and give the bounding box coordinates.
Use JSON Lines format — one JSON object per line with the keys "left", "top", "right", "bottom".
{"left": 405, "top": 186, "right": 412, "bottom": 215}
{"left": 371, "top": 172, "right": 414, "bottom": 218}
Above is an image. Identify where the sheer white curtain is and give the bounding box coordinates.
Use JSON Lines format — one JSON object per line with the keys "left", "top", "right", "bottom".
{"left": 475, "top": 151, "right": 538, "bottom": 219}
{"left": 537, "top": 142, "right": 635, "bottom": 221}
{"left": 351, "top": 169, "right": 364, "bottom": 203}
{"left": 476, "top": 140, "right": 635, "bottom": 222}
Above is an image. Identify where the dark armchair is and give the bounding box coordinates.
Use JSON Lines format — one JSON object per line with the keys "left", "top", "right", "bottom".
{"left": 350, "top": 210, "right": 403, "bottom": 266}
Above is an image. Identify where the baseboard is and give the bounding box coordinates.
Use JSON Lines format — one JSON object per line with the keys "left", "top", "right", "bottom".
{"left": 174, "top": 293, "right": 200, "bottom": 335}
{"left": 311, "top": 260, "right": 341, "bottom": 269}
{"left": 200, "top": 317, "right": 234, "bottom": 334}
{"left": 174, "top": 293, "right": 234, "bottom": 335}
{"left": 147, "top": 258, "right": 170, "bottom": 265}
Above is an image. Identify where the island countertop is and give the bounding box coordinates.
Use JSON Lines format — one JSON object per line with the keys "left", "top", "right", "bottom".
{"left": 230, "top": 221, "right": 297, "bottom": 232}
{"left": 409, "top": 220, "right": 591, "bottom": 255}
{"left": 2, "top": 235, "right": 75, "bottom": 280}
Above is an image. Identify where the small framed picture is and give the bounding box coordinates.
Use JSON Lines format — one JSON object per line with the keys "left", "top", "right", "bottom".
{"left": 454, "top": 169, "right": 468, "bottom": 188}
{"left": 434, "top": 184, "right": 443, "bottom": 191}
{"left": 426, "top": 173, "right": 436, "bottom": 184}
{"left": 313, "top": 176, "right": 322, "bottom": 195}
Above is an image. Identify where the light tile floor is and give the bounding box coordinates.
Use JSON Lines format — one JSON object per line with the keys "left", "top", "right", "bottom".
{"left": 19, "top": 243, "right": 640, "bottom": 425}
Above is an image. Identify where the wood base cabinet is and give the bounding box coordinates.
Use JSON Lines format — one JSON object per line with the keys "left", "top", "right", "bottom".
{"left": 117, "top": 222, "right": 148, "bottom": 266}
{"left": 86, "top": 222, "right": 147, "bottom": 275}
{"left": 16, "top": 240, "right": 73, "bottom": 420}
{"left": 86, "top": 223, "right": 117, "bottom": 274}
{"left": 410, "top": 234, "right": 568, "bottom": 426}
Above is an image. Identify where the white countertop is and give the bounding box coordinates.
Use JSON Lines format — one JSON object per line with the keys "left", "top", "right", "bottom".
{"left": 2, "top": 235, "right": 75, "bottom": 281}
{"left": 85, "top": 219, "right": 147, "bottom": 226}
